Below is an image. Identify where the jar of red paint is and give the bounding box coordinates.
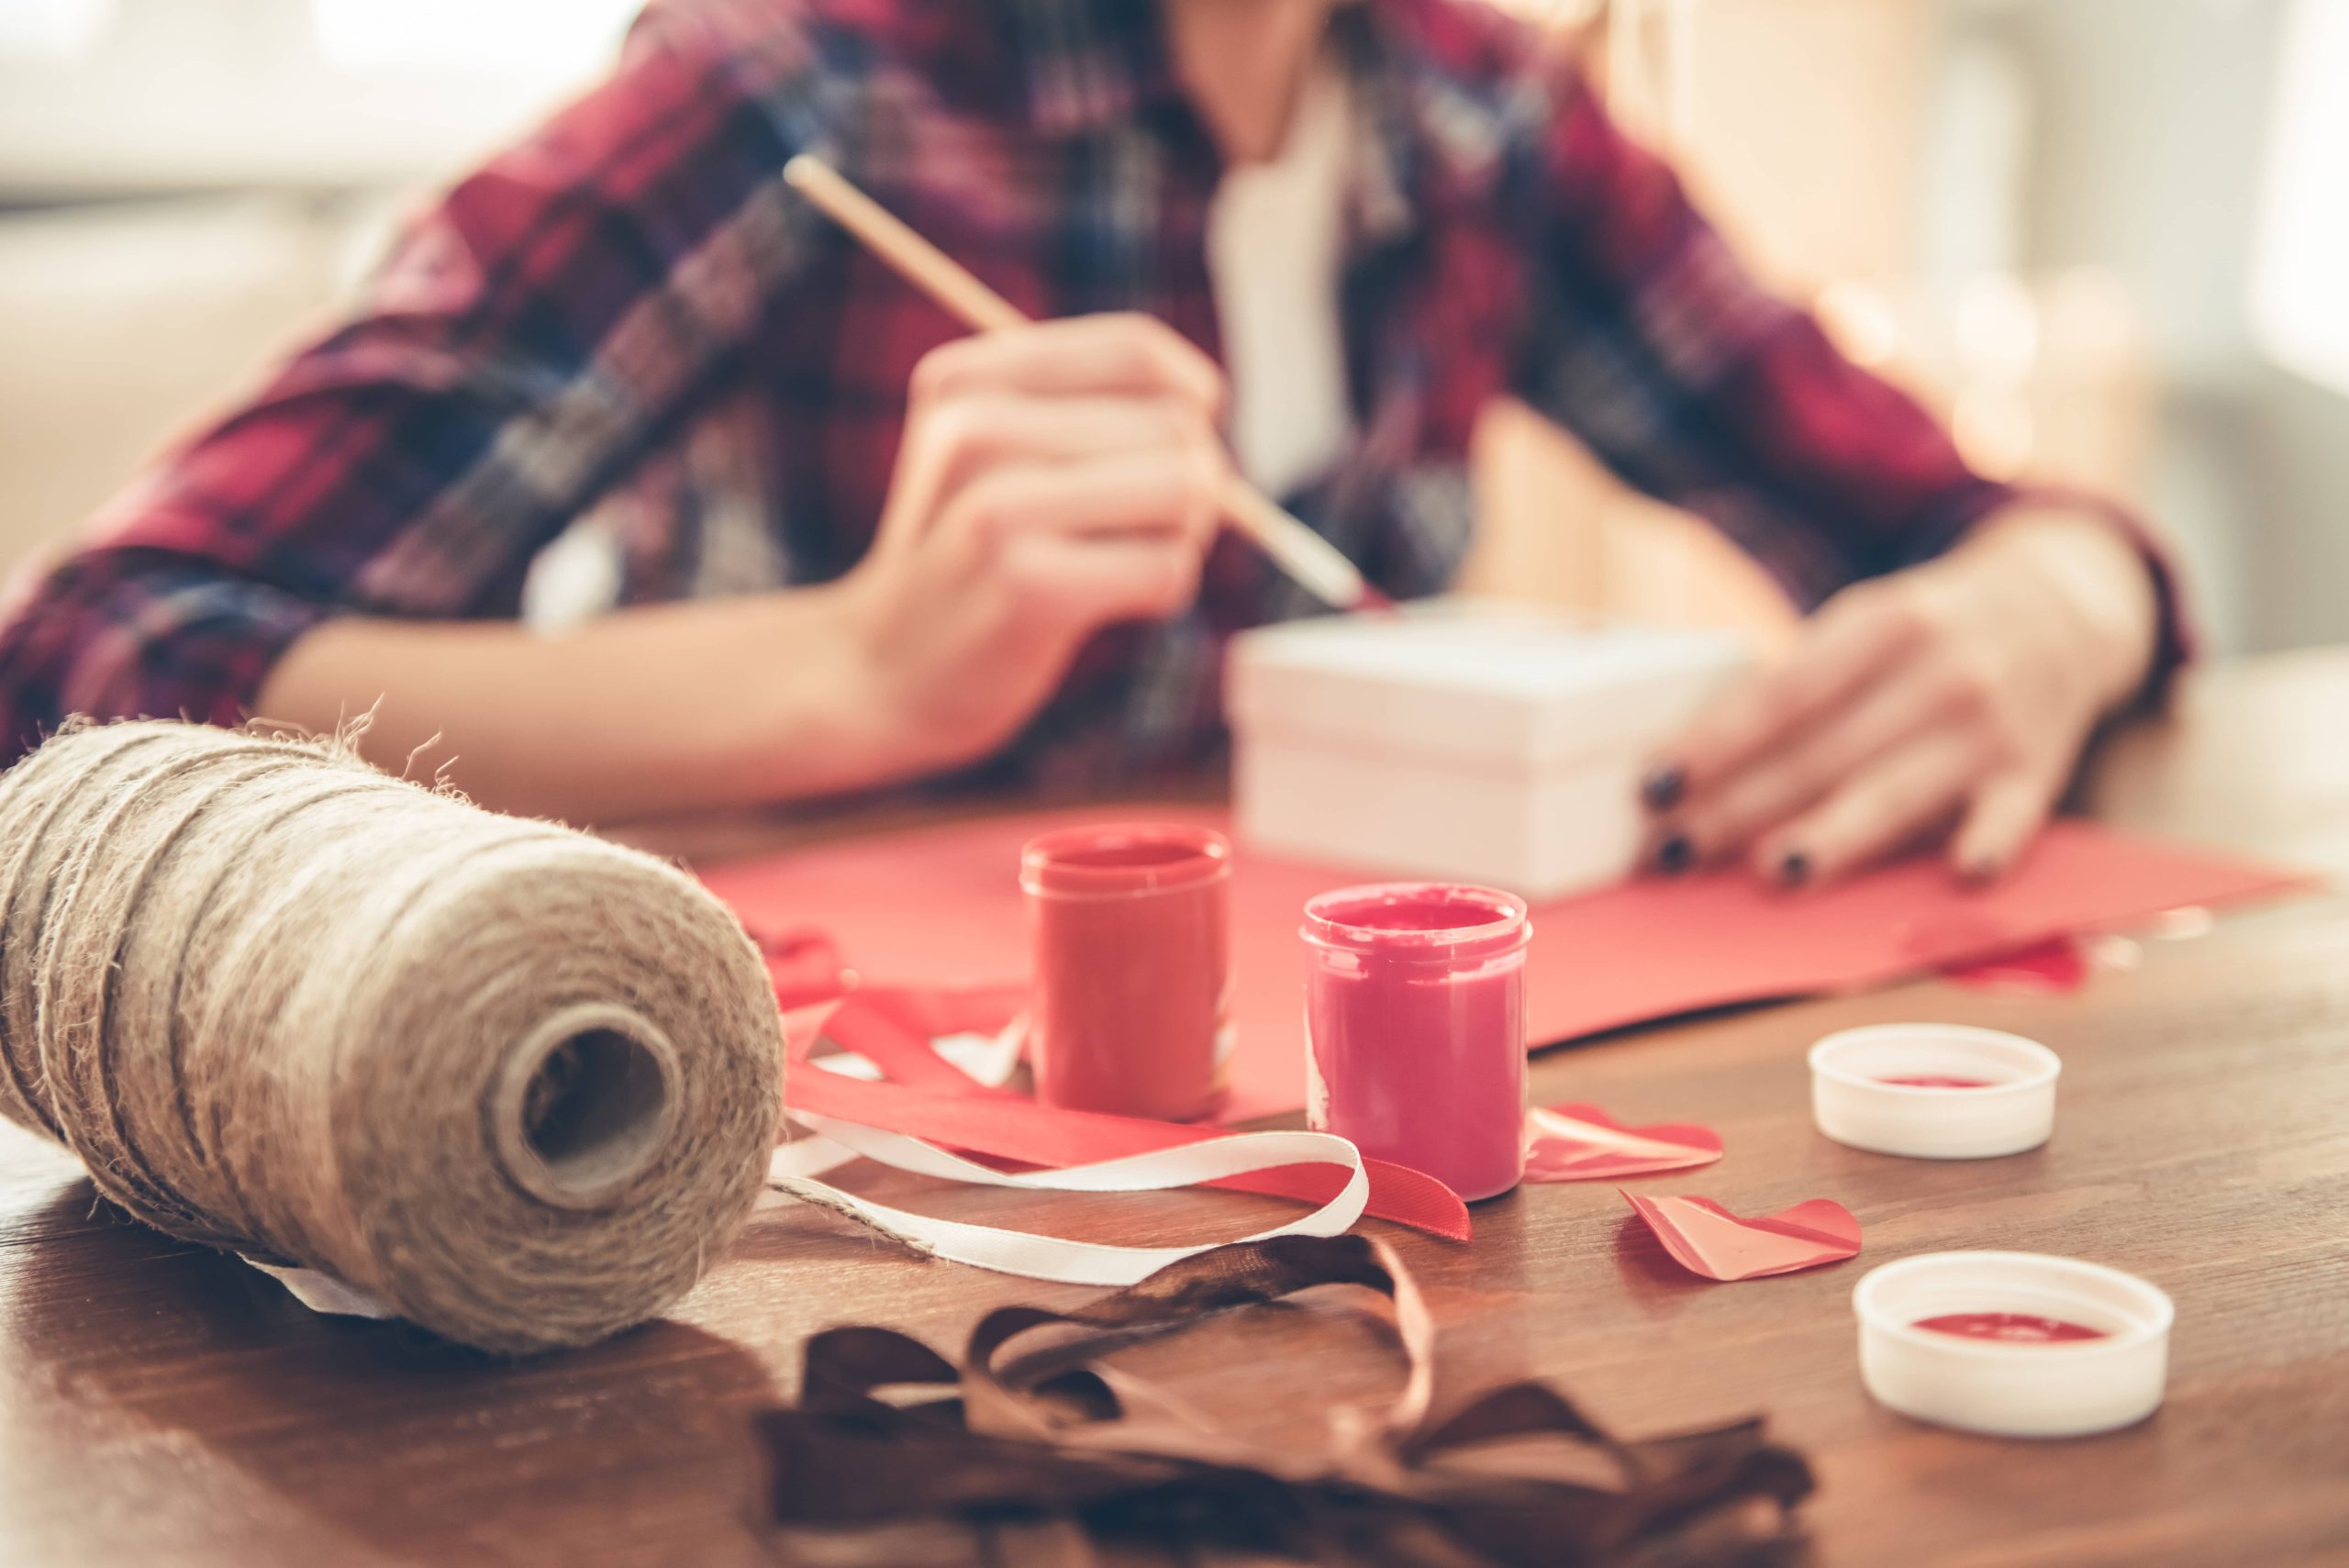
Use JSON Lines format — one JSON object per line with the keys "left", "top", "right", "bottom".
{"left": 1300, "top": 883, "right": 1531, "bottom": 1201}
{"left": 1019, "top": 824, "right": 1231, "bottom": 1121}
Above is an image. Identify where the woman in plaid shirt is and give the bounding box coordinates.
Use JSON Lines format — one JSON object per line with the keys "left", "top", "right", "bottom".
{"left": 0, "top": 0, "right": 2179, "bottom": 886}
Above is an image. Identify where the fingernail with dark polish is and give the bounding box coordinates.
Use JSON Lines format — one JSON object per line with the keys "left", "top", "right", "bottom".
{"left": 1655, "top": 834, "right": 1693, "bottom": 875}
{"left": 1778, "top": 851, "right": 1811, "bottom": 888}
{"left": 1641, "top": 766, "right": 1685, "bottom": 813}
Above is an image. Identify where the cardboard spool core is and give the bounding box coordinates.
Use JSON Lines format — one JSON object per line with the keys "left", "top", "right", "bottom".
{"left": 495, "top": 1004, "right": 682, "bottom": 1210}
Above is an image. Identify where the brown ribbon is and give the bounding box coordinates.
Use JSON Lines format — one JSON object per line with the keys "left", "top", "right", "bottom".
{"left": 759, "top": 1234, "right": 1813, "bottom": 1566}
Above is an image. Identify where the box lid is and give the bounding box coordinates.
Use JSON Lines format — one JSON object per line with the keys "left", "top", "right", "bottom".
{"left": 1226, "top": 600, "right": 1752, "bottom": 769}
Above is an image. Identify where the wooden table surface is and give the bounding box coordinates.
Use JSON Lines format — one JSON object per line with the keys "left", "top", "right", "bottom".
{"left": 5, "top": 651, "right": 2349, "bottom": 1567}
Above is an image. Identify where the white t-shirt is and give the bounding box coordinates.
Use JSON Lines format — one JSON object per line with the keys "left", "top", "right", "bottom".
{"left": 1204, "top": 59, "right": 1355, "bottom": 502}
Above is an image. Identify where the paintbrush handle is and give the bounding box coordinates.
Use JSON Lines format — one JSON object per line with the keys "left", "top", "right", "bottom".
{"left": 1216, "top": 478, "right": 1374, "bottom": 609}
{"left": 784, "top": 155, "right": 1027, "bottom": 334}
{"left": 784, "top": 154, "right": 1372, "bottom": 611}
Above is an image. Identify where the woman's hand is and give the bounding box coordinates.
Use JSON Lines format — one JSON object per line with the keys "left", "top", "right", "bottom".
{"left": 835, "top": 313, "right": 1232, "bottom": 776}
{"left": 1640, "top": 507, "right": 2164, "bottom": 888}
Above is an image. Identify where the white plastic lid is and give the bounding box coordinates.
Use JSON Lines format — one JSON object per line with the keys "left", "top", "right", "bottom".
{"left": 1810, "top": 1023, "right": 2060, "bottom": 1159}
{"left": 1854, "top": 1251, "right": 2174, "bottom": 1437}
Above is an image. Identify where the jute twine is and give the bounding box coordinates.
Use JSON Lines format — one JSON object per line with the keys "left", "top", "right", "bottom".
{"left": 0, "top": 720, "right": 782, "bottom": 1353}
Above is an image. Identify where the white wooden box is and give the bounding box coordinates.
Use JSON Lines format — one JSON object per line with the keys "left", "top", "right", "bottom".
{"left": 1227, "top": 602, "right": 1752, "bottom": 901}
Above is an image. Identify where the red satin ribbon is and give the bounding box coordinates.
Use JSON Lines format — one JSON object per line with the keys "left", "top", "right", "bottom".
{"left": 754, "top": 926, "right": 1474, "bottom": 1243}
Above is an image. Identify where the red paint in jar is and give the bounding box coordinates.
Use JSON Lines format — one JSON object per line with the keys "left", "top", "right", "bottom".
{"left": 1301, "top": 884, "right": 1531, "bottom": 1202}
{"left": 1876, "top": 1074, "right": 2000, "bottom": 1089}
{"left": 1914, "top": 1312, "right": 2110, "bottom": 1343}
{"left": 1020, "top": 824, "right": 1230, "bottom": 1121}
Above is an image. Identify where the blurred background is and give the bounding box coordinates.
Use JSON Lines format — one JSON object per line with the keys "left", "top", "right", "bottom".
{"left": 0, "top": 0, "right": 2340, "bottom": 656}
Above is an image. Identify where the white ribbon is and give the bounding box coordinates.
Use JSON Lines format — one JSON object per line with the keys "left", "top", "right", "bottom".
{"left": 768, "top": 1115, "right": 1369, "bottom": 1287}
{"left": 242, "top": 1256, "right": 395, "bottom": 1318}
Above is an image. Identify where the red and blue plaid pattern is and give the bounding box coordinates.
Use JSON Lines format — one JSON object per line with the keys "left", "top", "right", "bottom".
{"left": 0, "top": 0, "right": 2178, "bottom": 784}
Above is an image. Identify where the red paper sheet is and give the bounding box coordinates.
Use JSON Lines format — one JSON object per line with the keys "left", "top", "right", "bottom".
{"left": 702, "top": 808, "right": 2309, "bottom": 1121}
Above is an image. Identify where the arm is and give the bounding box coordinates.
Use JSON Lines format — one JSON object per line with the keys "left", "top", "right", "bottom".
{"left": 257, "top": 590, "right": 891, "bottom": 819}
{"left": 261, "top": 315, "right": 1237, "bottom": 823}
{"left": 1507, "top": 64, "right": 2185, "bottom": 884}
{"left": 1508, "top": 60, "right": 2179, "bottom": 632}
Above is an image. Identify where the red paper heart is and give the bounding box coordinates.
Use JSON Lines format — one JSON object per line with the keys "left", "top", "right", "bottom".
{"left": 1523, "top": 1104, "right": 1723, "bottom": 1181}
{"left": 1621, "top": 1192, "right": 1862, "bottom": 1281}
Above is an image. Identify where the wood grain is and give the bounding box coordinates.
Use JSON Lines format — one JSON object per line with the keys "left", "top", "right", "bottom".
{"left": 3, "top": 655, "right": 2347, "bottom": 1567}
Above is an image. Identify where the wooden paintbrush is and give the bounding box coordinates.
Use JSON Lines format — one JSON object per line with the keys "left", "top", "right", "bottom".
{"left": 783, "top": 154, "right": 1379, "bottom": 612}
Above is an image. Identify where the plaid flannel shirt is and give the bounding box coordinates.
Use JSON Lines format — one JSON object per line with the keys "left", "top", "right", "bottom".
{"left": 0, "top": 0, "right": 2182, "bottom": 784}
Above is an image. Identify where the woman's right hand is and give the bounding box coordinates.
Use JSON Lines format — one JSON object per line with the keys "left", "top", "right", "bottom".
{"left": 834, "top": 313, "right": 1233, "bottom": 775}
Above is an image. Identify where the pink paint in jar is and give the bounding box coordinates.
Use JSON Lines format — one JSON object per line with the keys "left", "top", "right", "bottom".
{"left": 1019, "top": 824, "right": 1231, "bottom": 1121}
{"left": 1300, "top": 883, "right": 1531, "bottom": 1201}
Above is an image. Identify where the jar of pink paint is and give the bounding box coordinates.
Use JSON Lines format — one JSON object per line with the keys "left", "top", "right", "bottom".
{"left": 1300, "top": 883, "right": 1531, "bottom": 1201}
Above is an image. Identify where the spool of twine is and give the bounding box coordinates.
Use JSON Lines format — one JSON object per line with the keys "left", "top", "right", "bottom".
{"left": 0, "top": 720, "right": 782, "bottom": 1353}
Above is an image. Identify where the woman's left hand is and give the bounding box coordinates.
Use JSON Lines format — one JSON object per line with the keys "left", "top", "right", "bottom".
{"left": 1640, "top": 507, "right": 2164, "bottom": 889}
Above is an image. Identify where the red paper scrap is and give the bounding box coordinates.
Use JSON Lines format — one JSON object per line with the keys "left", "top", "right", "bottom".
{"left": 1522, "top": 1104, "right": 1723, "bottom": 1182}
{"left": 702, "top": 806, "right": 2310, "bottom": 1121}
{"left": 1942, "top": 933, "right": 2093, "bottom": 993}
{"left": 1621, "top": 1192, "right": 1862, "bottom": 1282}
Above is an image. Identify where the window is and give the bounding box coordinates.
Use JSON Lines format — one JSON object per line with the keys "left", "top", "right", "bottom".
{"left": 310, "top": 0, "right": 641, "bottom": 82}
{"left": 0, "top": 0, "right": 114, "bottom": 59}
{"left": 2250, "top": 0, "right": 2349, "bottom": 395}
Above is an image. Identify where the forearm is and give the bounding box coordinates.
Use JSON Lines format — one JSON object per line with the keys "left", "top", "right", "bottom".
{"left": 1945, "top": 502, "right": 2165, "bottom": 713}
{"left": 255, "top": 584, "right": 920, "bottom": 823}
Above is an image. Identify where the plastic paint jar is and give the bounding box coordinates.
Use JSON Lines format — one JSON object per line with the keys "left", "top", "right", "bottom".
{"left": 1019, "top": 824, "right": 1232, "bottom": 1121}
{"left": 1300, "top": 883, "right": 1531, "bottom": 1201}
